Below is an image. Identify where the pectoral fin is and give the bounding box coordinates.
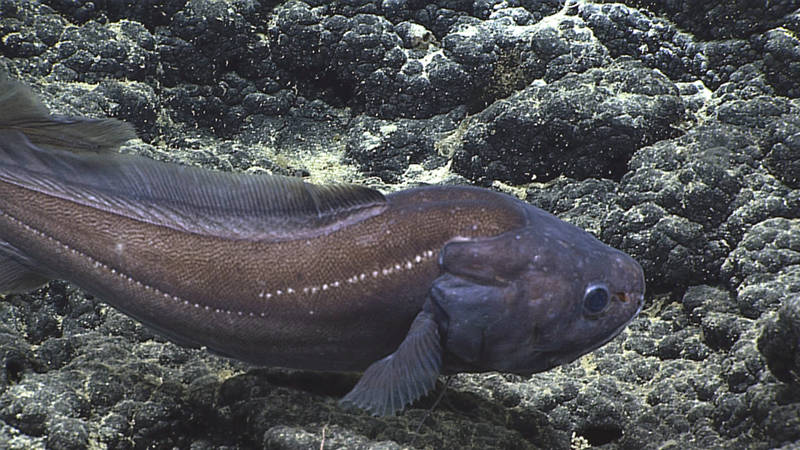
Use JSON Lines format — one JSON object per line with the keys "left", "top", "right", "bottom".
{"left": 340, "top": 310, "right": 442, "bottom": 416}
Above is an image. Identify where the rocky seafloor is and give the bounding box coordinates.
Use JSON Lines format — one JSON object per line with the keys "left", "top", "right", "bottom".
{"left": 1, "top": 0, "right": 799, "bottom": 448}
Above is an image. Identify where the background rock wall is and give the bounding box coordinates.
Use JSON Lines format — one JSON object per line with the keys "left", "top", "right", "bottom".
{"left": 1, "top": 0, "right": 799, "bottom": 448}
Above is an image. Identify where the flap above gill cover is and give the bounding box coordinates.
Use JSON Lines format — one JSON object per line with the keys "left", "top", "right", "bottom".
{"left": 0, "top": 75, "right": 386, "bottom": 241}
{"left": 439, "top": 228, "right": 538, "bottom": 284}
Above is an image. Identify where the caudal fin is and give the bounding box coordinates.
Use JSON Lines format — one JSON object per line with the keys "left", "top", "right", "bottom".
{"left": 0, "top": 72, "right": 136, "bottom": 153}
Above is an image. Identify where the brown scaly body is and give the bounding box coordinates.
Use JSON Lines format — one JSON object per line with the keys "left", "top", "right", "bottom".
{"left": 0, "top": 75, "right": 644, "bottom": 415}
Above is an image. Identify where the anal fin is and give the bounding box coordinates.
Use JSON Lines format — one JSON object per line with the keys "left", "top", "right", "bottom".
{"left": 340, "top": 310, "right": 442, "bottom": 416}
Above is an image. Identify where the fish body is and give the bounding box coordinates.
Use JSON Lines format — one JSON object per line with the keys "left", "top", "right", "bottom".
{"left": 0, "top": 76, "right": 645, "bottom": 415}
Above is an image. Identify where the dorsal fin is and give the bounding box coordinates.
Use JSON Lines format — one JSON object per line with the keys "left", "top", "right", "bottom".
{"left": 0, "top": 75, "right": 386, "bottom": 241}
{"left": 0, "top": 130, "right": 386, "bottom": 241}
{"left": 0, "top": 73, "right": 50, "bottom": 121}
{"left": 0, "top": 73, "right": 136, "bottom": 153}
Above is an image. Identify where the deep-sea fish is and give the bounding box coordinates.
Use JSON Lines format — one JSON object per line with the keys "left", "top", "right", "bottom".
{"left": 0, "top": 75, "right": 644, "bottom": 415}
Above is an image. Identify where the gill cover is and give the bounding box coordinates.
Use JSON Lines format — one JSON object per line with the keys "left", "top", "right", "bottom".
{"left": 430, "top": 228, "right": 540, "bottom": 370}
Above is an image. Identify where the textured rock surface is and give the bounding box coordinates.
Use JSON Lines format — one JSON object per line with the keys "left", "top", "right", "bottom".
{"left": 1, "top": 0, "right": 799, "bottom": 448}
{"left": 451, "top": 58, "right": 685, "bottom": 185}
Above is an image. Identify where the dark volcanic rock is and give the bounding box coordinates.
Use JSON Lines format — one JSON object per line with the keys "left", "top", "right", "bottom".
{"left": 452, "top": 58, "right": 684, "bottom": 185}
{"left": 722, "top": 218, "right": 800, "bottom": 319}
{"left": 759, "top": 296, "right": 800, "bottom": 384}
{"left": 764, "top": 107, "right": 800, "bottom": 188}
{"left": 578, "top": 2, "right": 700, "bottom": 82}
{"left": 344, "top": 107, "right": 461, "bottom": 181}
{"left": 2, "top": 0, "right": 800, "bottom": 448}
{"left": 603, "top": 0, "right": 800, "bottom": 40}
{"left": 42, "top": 0, "right": 188, "bottom": 26}
{"left": 758, "top": 28, "right": 800, "bottom": 98}
{"left": 611, "top": 124, "right": 747, "bottom": 290}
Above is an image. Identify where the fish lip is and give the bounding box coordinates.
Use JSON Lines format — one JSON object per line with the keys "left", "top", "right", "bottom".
{"left": 618, "top": 291, "right": 644, "bottom": 306}
{"left": 618, "top": 291, "right": 644, "bottom": 329}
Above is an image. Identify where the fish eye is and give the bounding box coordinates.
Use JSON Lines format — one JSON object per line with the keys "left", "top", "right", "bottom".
{"left": 583, "top": 284, "right": 610, "bottom": 315}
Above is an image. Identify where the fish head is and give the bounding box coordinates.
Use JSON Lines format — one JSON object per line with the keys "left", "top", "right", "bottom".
{"left": 430, "top": 205, "right": 645, "bottom": 374}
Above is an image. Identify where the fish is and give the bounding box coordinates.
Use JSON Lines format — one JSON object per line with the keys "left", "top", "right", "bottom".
{"left": 0, "top": 74, "right": 645, "bottom": 416}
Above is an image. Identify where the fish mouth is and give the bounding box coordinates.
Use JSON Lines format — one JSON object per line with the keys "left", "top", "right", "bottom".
{"left": 611, "top": 291, "right": 644, "bottom": 335}
{"left": 618, "top": 290, "right": 644, "bottom": 308}
{"left": 544, "top": 291, "right": 644, "bottom": 368}
{"left": 593, "top": 290, "right": 644, "bottom": 348}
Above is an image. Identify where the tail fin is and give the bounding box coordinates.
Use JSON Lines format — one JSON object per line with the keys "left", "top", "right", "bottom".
{"left": 0, "top": 72, "right": 137, "bottom": 154}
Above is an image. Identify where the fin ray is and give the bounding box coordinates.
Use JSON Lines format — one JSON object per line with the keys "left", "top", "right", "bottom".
{"left": 0, "top": 75, "right": 386, "bottom": 241}
{"left": 0, "top": 74, "right": 135, "bottom": 153}
{"left": 0, "top": 241, "right": 49, "bottom": 293}
{"left": 340, "top": 310, "right": 442, "bottom": 416}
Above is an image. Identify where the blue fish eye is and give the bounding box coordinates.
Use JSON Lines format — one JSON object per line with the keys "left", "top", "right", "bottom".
{"left": 584, "top": 284, "right": 610, "bottom": 315}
